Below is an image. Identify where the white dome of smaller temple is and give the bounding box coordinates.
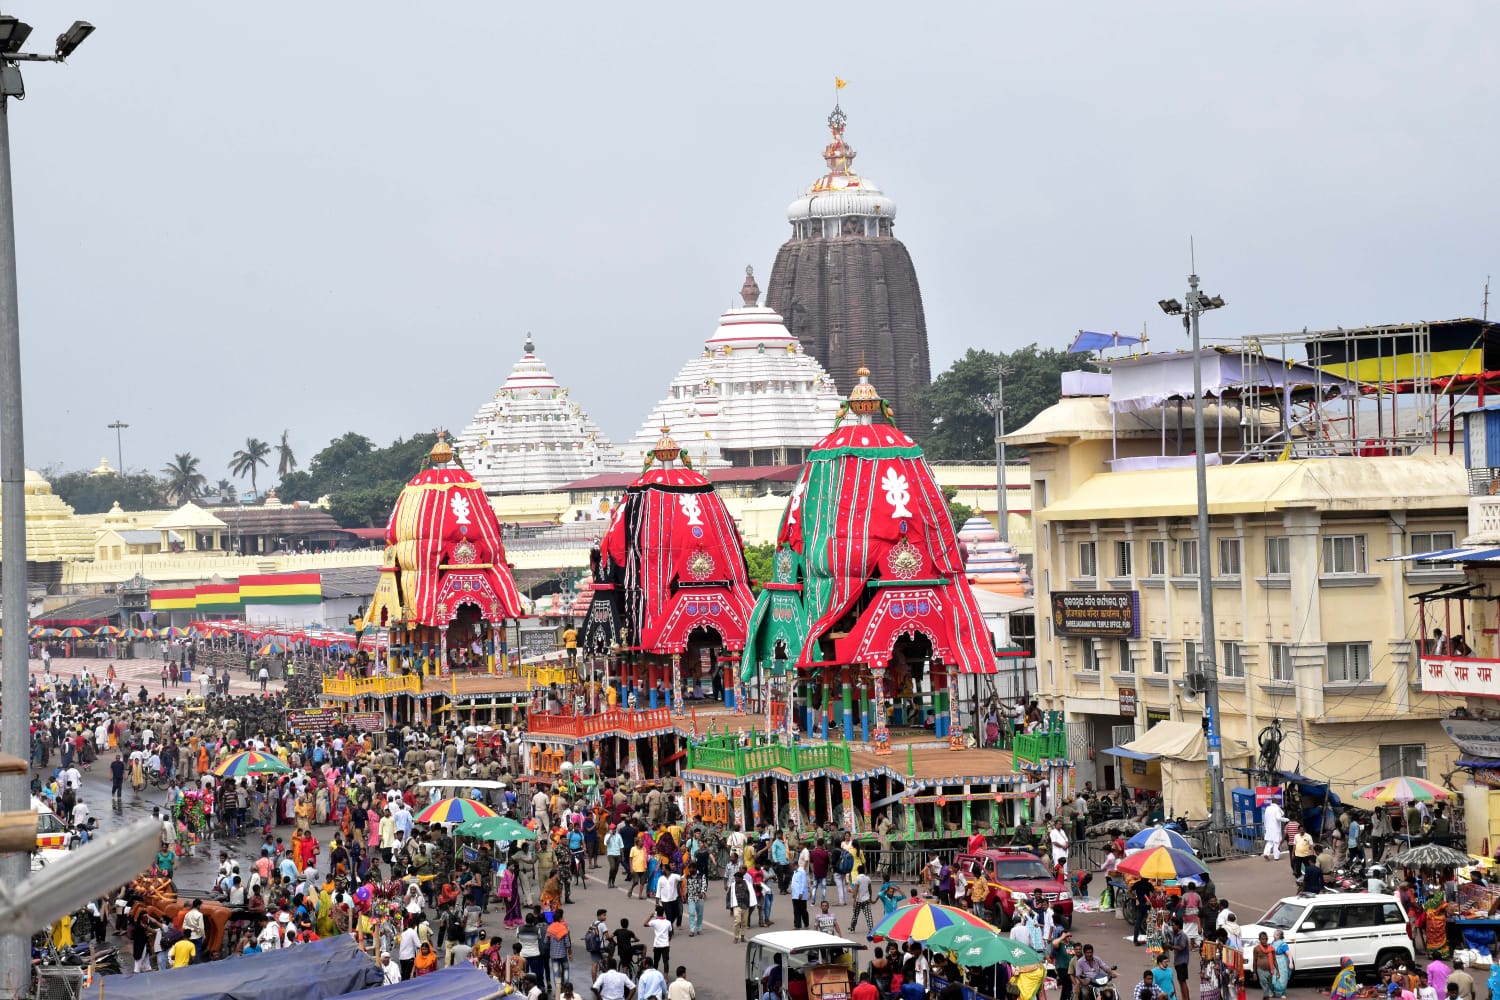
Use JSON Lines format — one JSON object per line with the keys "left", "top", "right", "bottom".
{"left": 625, "top": 268, "right": 842, "bottom": 469}
{"left": 454, "top": 335, "right": 629, "bottom": 495}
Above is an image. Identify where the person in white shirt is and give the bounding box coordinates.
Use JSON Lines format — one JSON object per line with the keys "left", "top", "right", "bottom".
{"left": 592, "top": 959, "right": 635, "bottom": 1000}
{"left": 1260, "top": 800, "right": 1285, "bottom": 861}
{"left": 398, "top": 924, "right": 420, "bottom": 980}
{"left": 257, "top": 920, "right": 283, "bottom": 952}
{"left": 668, "top": 968, "right": 696, "bottom": 1000}
{"left": 646, "top": 908, "right": 674, "bottom": 972}
{"left": 380, "top": 952, "right": 402, "bottom": 984}
{"left": 1049, "top": 819, "right": 1070, "bottom": 879}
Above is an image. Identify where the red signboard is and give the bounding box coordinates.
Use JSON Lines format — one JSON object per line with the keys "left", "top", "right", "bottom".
{"left": 1118, "top": 687, "right": 1137, "bottom": 718}
{"left": 1255, "top": 786, "right": 1283, "bottom": 806}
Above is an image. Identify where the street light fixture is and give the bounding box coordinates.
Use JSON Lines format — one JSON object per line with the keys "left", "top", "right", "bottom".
{"left": 1158, "top": 270, "right": 1230, "bottom": 840}
{"left": 0, "top": 13, "right": 96, "bottom": 995}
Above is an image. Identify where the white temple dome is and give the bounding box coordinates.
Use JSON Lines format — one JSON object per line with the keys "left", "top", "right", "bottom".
{"left": 453, "top": 335, "right": 629, "bottom": 494}
{"left": 626, "top": 268, "right": 842, "bottom": 469}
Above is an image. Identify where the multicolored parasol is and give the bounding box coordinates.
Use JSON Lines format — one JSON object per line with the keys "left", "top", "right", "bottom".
{"left": 92, "top": 625, "right": 124, "bottom": 637}
{"left": 1115, "top": 846, "right": 1208, "bottom": 881}
{"left": 455, "top": 815, "right": 537, "bottom": 842}
{"left": 138, "top": 628, "right": 159, "bottom": 639}
{"left": 35, "top": 627, "right": 61, "bottom": 637}
{"left": 57, "top": 627, "right": 89, "bottom": 639}
{"left": 213, "top": 750, "right": 292, "bottom": 778}
{"left": 121, "top": 628, "right": 144, "bottom": 639}
{"left": 160, "top": 626, "right": 186, "bottom": 638}
{"left": 415, "top": 798, "right": 498, "bottom": 825}
{"left": 257, "top": 640, "right": 288, "bottom": 655}
{"left": 1355, "top": 776, "right": 1450, "bottom": 803}
{"left": 1125, "top": 826, "right": 1195, "bottom": 853}
{"left": 871, "top": 902, "right": 995, "bottom": 943}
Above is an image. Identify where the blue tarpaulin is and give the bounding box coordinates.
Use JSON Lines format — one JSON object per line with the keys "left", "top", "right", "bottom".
{"left": 1068, "top": 330, "right": 1143, "bottom": 354}
{"left": 99, "top": 936, "right": 382, "bottom": 1000}
{"left": 330, "top": 963, "right": 495, "bottom": 1000}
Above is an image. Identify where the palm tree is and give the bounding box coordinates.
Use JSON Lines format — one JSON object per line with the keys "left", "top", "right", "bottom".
{"left": 230, "top": 437, "right": 272, "bottom": 497}
{"left": 276, "top": 429, "right": 297, "bottom": 479}
{"left": 215, "top": 478, "right": 238, "bottom": 503}
{"left": 160, "top": 453, "right": 206, "bottom": 506}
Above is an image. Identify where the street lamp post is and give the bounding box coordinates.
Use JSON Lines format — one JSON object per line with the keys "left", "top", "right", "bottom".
{"left": 989, "top": 364, "right": 1010, "bottom": 542}
{"left": 0, "top": 15, "right": 97, "bottom": 996}
{"left": 1158, "top": 272, "right": 1229, "bottom": 837}
{"left": 107, "top": 418, "right": 128, "bottom": 473}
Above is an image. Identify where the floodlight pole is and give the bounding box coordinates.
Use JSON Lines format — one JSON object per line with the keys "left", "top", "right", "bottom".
{"left": 0, "top": 20, "right": 93, "bottom": 996}
{"left": 108, "top": 418, "right": 127, "bottom": 473}
{"left": 993, "top": 365, "right": 1009, "bottom": 542}
{"left": 1185, "top": 271, "right": 1229, "bottom": 836}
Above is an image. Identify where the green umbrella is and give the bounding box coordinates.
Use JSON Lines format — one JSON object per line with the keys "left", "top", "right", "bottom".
{"left": 926, "top": 925, "right": 992, "bottom": 953}
{"left": 952, "top": 935, "right": 1043, "bottom": 968}
{"left": 456, "top": 815, "right": 537, "bottom": 842}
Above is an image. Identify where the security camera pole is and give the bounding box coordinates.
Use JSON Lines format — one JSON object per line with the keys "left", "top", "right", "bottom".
{"left": 1158, "top": 271, "right": 1229, "bottom": 839}
{"left": 0, "top": 14, "right": 95, "bottom": 998}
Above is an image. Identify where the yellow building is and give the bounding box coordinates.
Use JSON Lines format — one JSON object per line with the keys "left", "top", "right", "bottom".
{"left": 1010, "top": 393, "right": 1467, "bottom": 803}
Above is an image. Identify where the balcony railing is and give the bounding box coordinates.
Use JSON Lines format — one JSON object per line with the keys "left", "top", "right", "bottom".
{"left": 1470, "top": 495, "right": 1500, "bottom": 541}
{"left": 1013, "top": 730, "right": 1068, "bottom": 764}
{"left": 526, "top": 707, "right": 674, "bottom": 738}
{"left": 322, "top": 675, "right": 421, "bottom": 699}
{"left": 1420, "top": 655, "right": 1500, "bottom": 699}
{"left": 685, "top": 734, "right": 853, "bottom": 777}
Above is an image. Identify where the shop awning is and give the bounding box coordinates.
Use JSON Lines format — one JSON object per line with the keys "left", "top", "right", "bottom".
{"left": 1100, "top": 746, "right": 1160, "bottom": 762}
{"left": 1388, "top": 545, "right": 1500, "bottom": 563}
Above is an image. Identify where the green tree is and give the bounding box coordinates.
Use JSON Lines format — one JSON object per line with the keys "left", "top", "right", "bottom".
{"left": 230, "top": 437, "right": 272, "bottom": 496}
{"left": 160, "top": 453, "right": 206, "bottom": 506}
{"left": 46, "top": 468, "right": 166, "bottom": 514}
{"left": 213, "top": 478, "right": 238, "bottom": 503}
{"left": 919, "top": 345, "right": 1089, "bottom": 461}
{"left": 743, "top": 541, "right": 776, "bottom": 591}
{"left": 278, "top": 430, "right": 439, "bottom": 527}
{"left": 942, "top": 487, "right": 975, "bottom": 533}
{"left": 276, "top": 429, "right": 298, "bottom": 479}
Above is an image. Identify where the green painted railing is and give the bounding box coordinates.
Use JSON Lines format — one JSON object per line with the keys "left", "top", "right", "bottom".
{"left": 1012, "top": 729, "right": 1068, "bottom": 765}
{"left": 686, "top": 736, "right": 853, "bottom": 777}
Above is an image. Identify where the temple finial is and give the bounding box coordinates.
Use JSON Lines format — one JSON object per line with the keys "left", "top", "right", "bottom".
{"left": 739, "top": 266, "right": 760, "bottom": 308}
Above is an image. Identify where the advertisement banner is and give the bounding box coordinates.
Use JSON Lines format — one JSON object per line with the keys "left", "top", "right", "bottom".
{"left": 1051, "top": 591, "right": 1140, "bottom": 638}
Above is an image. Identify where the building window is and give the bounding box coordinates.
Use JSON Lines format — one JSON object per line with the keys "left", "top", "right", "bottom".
{"left": 1078, "top": 541, "right": 1098, "bottom": 578}
{"left": 1148, "top": 540, "right": 1167, "bottom": 577}
{"left": 1266, "top": 536, "right": 1291, "bottom": 575}
{"left": 1327, "top": 641, "right": 1372, "bottom": 683}
{"left": 1222, "top": 641, "right": 1246, "bottom": 678}
{"left": 1410, "top": 530, "right": 1457, "bottom": 566}
{"left": 1151, "top": 640, "right": 1169, "bottom": 675}
{"left": 1081, "top": 639, "right": 1101, "bottom": 672}
{"left": 1117, "top": 638, "right": 1135, "bottom": 673}
{"left": 1322, "top": 534, "right": 1368, "bottom": 575}
{"left": 1268, "top": 643, "right": 1293, "bottom": 683}
{"left": 1184, "top": 639, "right": 1200, "bottom": 673}
{"left": 1114, "top": 540, "right": 1133, "bottom": 577}
{"left": 1180, "top": 539, "right": 1200, "bottom": 577}
{"left": 1379, "top": 743, "right": 1427, "bottom": 779}
{"left": 1218, "top": 538, "right": 1242, "bottom": 577}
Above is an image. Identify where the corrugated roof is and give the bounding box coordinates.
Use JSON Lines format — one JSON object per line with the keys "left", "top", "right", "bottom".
{"left": 1039, "top": 455, "right": 1467, "bottom": 521}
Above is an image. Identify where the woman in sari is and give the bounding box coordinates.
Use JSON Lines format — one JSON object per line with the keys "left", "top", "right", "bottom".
{"left": 1271, "top": 929, "right": 1292, "bottom": 998}
{"left": 1330, "top": 957, "right": 1359, "bottom": 1000}
{"left": 314, "top": 785, "right": 330, "bottom": 826}
{"left": 1424, "top": 894, "right": 1450, "bottom": 958}
{"left": 498, "top": 865, "right": 523, "bottom": 928}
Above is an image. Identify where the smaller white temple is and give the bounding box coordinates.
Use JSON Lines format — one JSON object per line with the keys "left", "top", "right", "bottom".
{"left": 625, "top": 268, "right": 842, "bottom": 469}
{"left": 454, "top": 336, "right": 628, "bottom": 495}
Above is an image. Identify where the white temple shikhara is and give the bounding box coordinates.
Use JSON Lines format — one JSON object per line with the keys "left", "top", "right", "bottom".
{"left": 625, "top": 268, "right": 842, "bottom": 469}
{"left": 454, "top": 335, "right": 629, "bottom": 495}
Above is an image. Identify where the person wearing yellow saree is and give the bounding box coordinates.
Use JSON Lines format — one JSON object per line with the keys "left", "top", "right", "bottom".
{"left": 1331, "top": 957, "right": 1359, "bottom": 1000}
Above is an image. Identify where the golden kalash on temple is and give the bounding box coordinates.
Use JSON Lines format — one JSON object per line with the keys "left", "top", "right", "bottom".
{"left": 527, "top": 426, "right": 757, "bottom": 783}
{"left": 322, "top": 434, "right": 528, "bottom": 726}
{"left": 679, "top": 369, "right": 1037, "bottom": 843}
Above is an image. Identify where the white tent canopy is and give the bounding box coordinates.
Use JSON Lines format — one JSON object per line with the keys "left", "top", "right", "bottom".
{"left": 1102, "top": 720, "right": 1251, "bottom": 820}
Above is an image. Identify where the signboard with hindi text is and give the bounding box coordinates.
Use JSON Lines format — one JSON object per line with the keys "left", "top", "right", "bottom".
{"left": 286, "top": 708, "right": 383, "bottom": 732}
{"left": 1051, "top": 590, "right": 1140, "bottom": 638}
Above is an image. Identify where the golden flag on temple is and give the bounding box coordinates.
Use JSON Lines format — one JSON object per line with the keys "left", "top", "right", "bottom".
{"left": 835, "top": 77, "right": 848, "bottom": 90}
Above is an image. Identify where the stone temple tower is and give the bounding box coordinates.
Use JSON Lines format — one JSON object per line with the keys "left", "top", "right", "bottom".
{"left": 764, "top": 100, "right": 932, "bottom": 440}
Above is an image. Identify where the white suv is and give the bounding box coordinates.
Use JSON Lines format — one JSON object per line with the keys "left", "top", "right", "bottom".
{"left": 1240, "top": 892, "right": 1413, "bottom": 975}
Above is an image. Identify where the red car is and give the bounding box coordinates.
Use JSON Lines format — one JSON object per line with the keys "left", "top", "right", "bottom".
{"left": 956, "top": 850, "right": 1073, "bottom": 929}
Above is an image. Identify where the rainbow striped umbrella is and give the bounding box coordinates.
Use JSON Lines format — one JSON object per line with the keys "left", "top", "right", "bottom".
{"left": 1116, "top": 846, "right": 1208, "bottom": 881}
{"left": 27, "top": 625, "right": 43, "bottom": 638}
{"left": 57, "top": 627, "right": 89, "bottom": 639}
{"left": 871, "top": 902, "right": 996, "bottom": 943}
{"left": 258, "top": 639, "right": 288, "bottom": 655}
{"left": 160, "top": 627, "right": 186, "bottom": 638}
{"left": 213, "top": 750, "right": 292, "bottom": 778}
{"left": 1355, "top": 776, "right": 1450, "bottom": 803}
{"left": 138, "top": 628, "right": 159, "bottom": 639}
{"left": 415, "top": 797, "right": 498, "bottom": 825}
{"left": 93, "top": 625, "right": 124, "bottom": 637}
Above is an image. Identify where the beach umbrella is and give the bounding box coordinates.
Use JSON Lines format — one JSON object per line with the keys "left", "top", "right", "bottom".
{"left": 952, "top": 934, "right": 1043, "bottom": 968}
{"left": 416, "top": 798, "right": 498, "bottom": 825}
{"left": 871, "top": 902, "right": 996, "bottom": 943}
{"left": 121, "top": 628, "right": 144, "bottom": 639}
{"left": 35, "top": 627, "right": 61, "bottom": 637}
{"left": 1355, "top": 776, "right": 1450, "bottom": 803}
{"left": 213, "top": 750, "right": 293, "bottom": 778}
{"left": 160, "top": 626, "right": 186, "bottom": 638}
{"left": 57, "top": 627, "right": 88, "bottom": 639}
{"left": 92, "top": 625, "right": 123, "bottom": 637}
{"left": 926, "top": 925, "right": 994, "bottom": 953}
{"left": 1392, "top": 843, "right": 1472, "bottom": 871}
{"left": 1116, "top": 846, "right": 1208, "bottom": 881}
{"left": 138, "top": 628, "right": 159, "bottom": 638}
{"left": 456, "top": 815, "right": 537, "bottom": 842}
{"left": 258, "top": 639, "right": 288, "bottom": 655}
{"left": 27, "top": 625, "right": 41, "bottom": 638}
{"left": 1126, "top": 826, "right": 1195, "bottom": 853}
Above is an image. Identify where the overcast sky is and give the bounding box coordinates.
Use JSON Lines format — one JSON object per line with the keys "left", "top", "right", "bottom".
{"left": 11, "top": 2, "right": 1500, "bottom": 488}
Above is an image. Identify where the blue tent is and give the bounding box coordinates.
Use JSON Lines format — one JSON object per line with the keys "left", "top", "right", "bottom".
{"left": 330, "top": 964, "right": 495, "bottom": 1000}
{"left": 100, "top": 936, "right": 382, "bottom": 1000}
